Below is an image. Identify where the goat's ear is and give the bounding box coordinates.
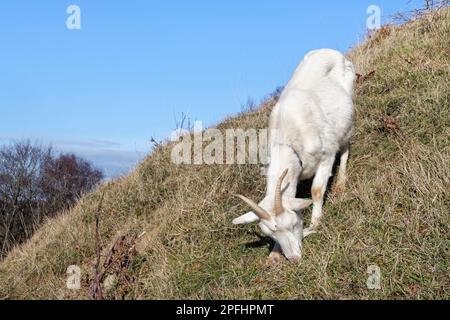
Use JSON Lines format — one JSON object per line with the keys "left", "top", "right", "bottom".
{"left": 285, "top": 197, "right": 313, "bottom": 211}
{"left": 232, "top": 211, "right": 259, "bottom": 225}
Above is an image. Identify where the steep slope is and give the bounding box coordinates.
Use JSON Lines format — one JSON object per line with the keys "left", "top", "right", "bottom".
{"left": 0, "top": 8, "right": 448, "bottom": 299}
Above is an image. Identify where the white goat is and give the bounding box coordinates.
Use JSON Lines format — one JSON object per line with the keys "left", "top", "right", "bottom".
{"left": 233, "top": 49, "right": 355, "bottom": 264}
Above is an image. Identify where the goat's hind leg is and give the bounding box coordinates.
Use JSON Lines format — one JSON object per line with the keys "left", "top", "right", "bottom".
{"left": 335, "top": 144, "right": 349, "bottom": 193}
{"left": 303, "top": 158, "right": 334, "bottom": 238}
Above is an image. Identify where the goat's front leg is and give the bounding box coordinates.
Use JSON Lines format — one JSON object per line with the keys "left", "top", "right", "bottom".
{"left": 303, "top": 157, "right": 334, "bottom": 238}
{"left": 267, "top": 242, "right": 283, "bottom": 266}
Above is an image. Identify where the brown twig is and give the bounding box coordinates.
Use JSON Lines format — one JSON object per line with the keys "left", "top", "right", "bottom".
{"left": 356, "top": 70, "right": 376, "bottom": 86}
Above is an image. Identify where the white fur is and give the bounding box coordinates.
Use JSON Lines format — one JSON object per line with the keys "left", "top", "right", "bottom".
{"left": 233, "top": 49, "right": 355, "bottom": 263}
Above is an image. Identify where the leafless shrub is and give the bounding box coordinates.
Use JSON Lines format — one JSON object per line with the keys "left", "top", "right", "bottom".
{"left": 392, "top": 0, "right": 449, "bottom": 23}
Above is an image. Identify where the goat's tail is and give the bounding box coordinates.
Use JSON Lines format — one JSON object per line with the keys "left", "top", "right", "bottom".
{"left": 340, "top": 57, "right": 356, "bottom": 96}
{"left": 301, "top": 49, "right": 356, "bottom": 95}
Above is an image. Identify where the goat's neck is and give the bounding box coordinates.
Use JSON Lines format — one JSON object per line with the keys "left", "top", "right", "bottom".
{"left": 265, "top": 143, "right": 301, "bottom": 199}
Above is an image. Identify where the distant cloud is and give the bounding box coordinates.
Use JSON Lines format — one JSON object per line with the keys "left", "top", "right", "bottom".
{"left": 52, "top": 139, "right": 122, "bottom": 149}
{"left": 60, "top": 147, "right": 146, "bottom": 178}
{"left": 0, "top": 136, "right": 148, "bottom": 178}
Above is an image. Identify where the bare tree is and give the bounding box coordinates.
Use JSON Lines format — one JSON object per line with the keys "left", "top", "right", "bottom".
{"left": 0, "top": 141, "right": 51, "bottom": 255}
{"left": 0, "top": 141, "right": 103, "bottom": 259}
{"left": 40, "top": 153, "right": 103, "bottom": 211}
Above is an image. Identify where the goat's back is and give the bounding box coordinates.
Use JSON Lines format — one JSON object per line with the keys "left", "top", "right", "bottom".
{"left": 271, "top": 49, "right": 355, "bottom": 164}
{"left": 284, "top": 48, "right": 355, "bottom": 96}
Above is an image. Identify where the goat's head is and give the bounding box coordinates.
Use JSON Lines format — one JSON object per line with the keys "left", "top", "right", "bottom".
{"left": 233, "top": 169, "right": 312, "bottom": 263}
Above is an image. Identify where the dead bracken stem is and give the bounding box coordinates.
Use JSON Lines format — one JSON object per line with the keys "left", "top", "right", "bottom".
{"left": 90, "top": 192, "right": 105, "bottom": 300}
{"left": 89, "top": 192, "right": 137, "bottom": 300}
{"left": 103, "top": 236, "right": 126, "bottom": 270}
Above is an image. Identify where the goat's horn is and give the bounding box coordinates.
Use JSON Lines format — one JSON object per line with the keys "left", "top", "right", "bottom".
{"left": 234, "top": 194, "right": 271, "bottom": 221}
{"left": 274, "top": 169, "right": 288, "bottom": 215}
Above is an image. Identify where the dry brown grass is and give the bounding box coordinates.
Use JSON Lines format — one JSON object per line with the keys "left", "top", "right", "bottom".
{"left": 0, "top": 8, "right": 449, "bottom": 300}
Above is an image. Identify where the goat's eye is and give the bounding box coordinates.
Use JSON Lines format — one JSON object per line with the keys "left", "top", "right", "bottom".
{"left": 259, "top": 223, "right": 273, "bottom": 235}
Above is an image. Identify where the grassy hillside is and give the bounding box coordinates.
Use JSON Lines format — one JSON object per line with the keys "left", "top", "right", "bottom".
{"left": 0, "top": 8, "right": 448, "bottom": 300}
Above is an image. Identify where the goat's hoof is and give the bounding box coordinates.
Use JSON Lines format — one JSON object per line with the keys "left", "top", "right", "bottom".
{"left": 303, "top": 227, "right": 317, "bottom": 238}
{"left": 267, "top": 252, "right": 283, "bottom": 266}
{"left": 334, "top": 182, "right": 346, "bottom": 193}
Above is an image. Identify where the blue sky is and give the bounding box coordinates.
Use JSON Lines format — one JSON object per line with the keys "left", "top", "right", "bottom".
{"left": 0, "top": 0, "right": 424, "bottom": 177}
